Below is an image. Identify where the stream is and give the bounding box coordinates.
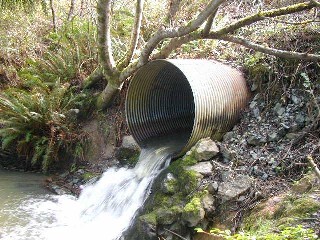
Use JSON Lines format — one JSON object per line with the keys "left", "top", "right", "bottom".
{"left": 0, "top": 137, "right": 184, "bottom": 240}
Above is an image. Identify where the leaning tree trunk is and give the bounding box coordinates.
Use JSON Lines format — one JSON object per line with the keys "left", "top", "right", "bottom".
{"left": 95, "top": 0, "right": 120, "bottom": 108}
{"left": 96, "top": 78, "right": 120, "bottom": 109}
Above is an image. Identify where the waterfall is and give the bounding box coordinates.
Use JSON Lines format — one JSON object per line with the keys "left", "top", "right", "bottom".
{"left": 0, "top": 137, "right": 184, "bottom": 240}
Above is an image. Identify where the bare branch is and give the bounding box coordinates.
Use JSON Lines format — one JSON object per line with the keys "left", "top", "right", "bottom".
{"left": 264, "top": 7, "right": 319, "bottom": 25}
{"left": 217, "top": 35, "right": 320, "bottom": 61}
{"left": 214, "top": 1, "right": 318, "bottom": 36}
{"left": 307, "top": 155, "right": 320, "bottom": 180}
{"left": 166, "top": 0, "right": 183, "bottom": 26}
{"left": 139, "top": 0, "right": 225, "bottom": 65}
{"left": 97, "top": 0, "right": 117, "bottom": 77}
{"left": 67, "top": 0, "right": 76, "bottom": 21}
{"left": 154, "top": 1, "right": 319, "bottom": 60}
{"left": 152, "top": 33, "right": 199, "bottom": 59}
{"left": 311, "top": 0, "right": 320, "bottom": 7}
{"left": 203, "top": 8, "right": 219, "bottom": 36}
{"left": 121, "top": 0, "right": 145, "bottom": 69}
{"left": 119, "top": 60, "right": 140, "bottom": 82}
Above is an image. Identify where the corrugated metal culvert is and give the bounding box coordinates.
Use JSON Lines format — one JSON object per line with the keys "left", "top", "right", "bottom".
{"left": 126, "top": 59, "right": 249, "bottom": 157}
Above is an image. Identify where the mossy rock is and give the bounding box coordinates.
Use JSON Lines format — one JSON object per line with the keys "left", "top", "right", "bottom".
{"left": 274, "top": 194, "right": 320, "bottom": 220}
{"left": 292, "top": 173, "right": 319, "bottom": 194}
{"left": 116, "top": 148, "right": 140, "bottom": 168}
{"left": 81, "top": 172, "right": 98, "bottom": 182}
{"left": 182, "top": 197, "right": 205, "bottom": 227}
{"left": 243, "top": 173, "right": 320, "bottom": 235}
{"left": 140, "top": 212, "right": 157, "bottom": 226}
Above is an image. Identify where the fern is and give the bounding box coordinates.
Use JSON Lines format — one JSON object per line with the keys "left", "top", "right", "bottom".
{"left": 19, "top": 19, "right": 98, "bottom": 86}
{"left": 0, "top": 81, "right": 89, "bottom": 171}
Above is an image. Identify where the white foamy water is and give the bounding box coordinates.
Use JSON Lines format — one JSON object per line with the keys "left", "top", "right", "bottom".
{"left": 0, "top": 139, "right": 183, "bottom": 240}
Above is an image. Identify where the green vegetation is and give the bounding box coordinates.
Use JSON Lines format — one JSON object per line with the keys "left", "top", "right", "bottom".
{"left": 139, "top": 152, "right": 207, "bottom": 227}
{"left": 0, "top": 81, "right": 89, "bottom": 171}
{"left": 0, "top": 2, "right": 97, "bottom": 171}
{"left": 195, "top": 225, "right": 318, "bottom": 240}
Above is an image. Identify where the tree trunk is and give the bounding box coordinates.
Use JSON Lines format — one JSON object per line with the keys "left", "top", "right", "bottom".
{"left": 96, "top": 81, "right": 120, "bottom": 110}
{"left": 49, "top": 0, "right": 57, "bottom": 32}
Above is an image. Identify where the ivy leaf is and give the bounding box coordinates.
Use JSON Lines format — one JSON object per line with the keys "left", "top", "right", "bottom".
{"left": 194, "top": 228, "right": 204, "bottom": 233}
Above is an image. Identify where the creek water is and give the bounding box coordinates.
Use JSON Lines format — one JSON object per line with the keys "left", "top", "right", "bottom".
{"left": 0, "top": 136, "right": 185, "bottom": 240}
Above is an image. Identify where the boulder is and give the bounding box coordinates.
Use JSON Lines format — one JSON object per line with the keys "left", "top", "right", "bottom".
{"left": 217, "top": 172, "right": 252, "bottom": 202}
{"left": 182, "top": 197, "right": 206, "bottom": 227}
{"left": 247, "top": 135, "right": 267, "bottom": 146}
{"left": 161, "top": 173, "right": 177, "bottom": 194}
{"left": 121, "top": 135, "right": 140, "bottom": 150}
{"left": 115, "top": 135, "right": 140, "bottom": 167}
{"left": 186, "top": 162, "right": 213, "bottom": 177}
{"left": 193, "top": 138, "right": 219, "bottom": 162}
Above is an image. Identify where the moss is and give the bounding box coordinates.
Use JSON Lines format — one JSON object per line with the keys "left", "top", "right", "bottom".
{"left": 117, "top": 148, "right": 140, "bottom": 168}
{"left": 81, "top": 172, "right": 97, "bottom": 181}
{"left": 140, "top": 212, "right": 157, "bottom": 226}
{"left": 154, "top": 192, "right": 185, "bottom": 208}
{"left": 140, "top": 153, "right": 206, "bottom": 228}
{"left": 274, "top": 195, "right": 320, "bottom": 219}
{"left": 244, "top": 192, "right": 320, "bottom": 235}
{"left": 184, "top": 197, "right": 202, "bottom": 213}
{"left": 167, "top": 156, "right": 198, "bottom": 195}
{"left": 292, "top": 173, "right": 319, "bottom": 194}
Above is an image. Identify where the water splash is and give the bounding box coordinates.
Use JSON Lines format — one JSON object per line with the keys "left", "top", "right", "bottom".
{"left": 0, "top": 137, "right": 184, "bottom": 240}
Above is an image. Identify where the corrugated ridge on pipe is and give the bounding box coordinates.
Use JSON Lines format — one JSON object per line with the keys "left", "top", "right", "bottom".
{"left": 126, "top": 59, "right": 250, "bottom": 157}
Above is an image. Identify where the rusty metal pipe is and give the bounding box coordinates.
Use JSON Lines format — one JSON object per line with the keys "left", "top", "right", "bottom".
{"left": 125, "top": 59, "right": 249, "bottom": 157}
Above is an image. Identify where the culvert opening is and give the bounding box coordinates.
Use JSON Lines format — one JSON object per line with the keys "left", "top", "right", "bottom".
{"left": 126, "top": 59, "right": 249, "bottom": 157}
{"left": 126, "top": 60, "right": 195, "bottom": 154}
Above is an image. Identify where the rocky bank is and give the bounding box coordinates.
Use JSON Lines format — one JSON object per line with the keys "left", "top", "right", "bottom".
{"left": 46, "top": 86, "right": 320, "bottom": 239}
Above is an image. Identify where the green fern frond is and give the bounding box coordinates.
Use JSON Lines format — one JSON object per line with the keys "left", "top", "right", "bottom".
{"left": 31, "top": 138, "right": 47, "bottom": 165}
{"left": 1, "top": 133, "right": 20, "bottom": 149}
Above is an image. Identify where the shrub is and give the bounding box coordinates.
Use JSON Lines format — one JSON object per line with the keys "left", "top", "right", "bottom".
{"left": 0, "top": 81, "right": 89, "bottom": 171}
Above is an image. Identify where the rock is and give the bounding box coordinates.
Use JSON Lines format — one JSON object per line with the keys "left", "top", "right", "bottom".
{"left": 291, "top": 94, "right": 302, "bottom": 105}
{"left": 76, "top": 169, "right": 85, "bottom": 175}
{"left": 208, "top": 181, "right": 219, "bottom": 194}
{"left": 156, "top": 208, "right": 178, "bottom": 225}
{"left": 267, "top": 127, "right": 286, "bottom": 142}
{"left": 121, "top": 135, "right": 140, "bottom": 150}
{"left": 252, "top": 107, "right": 261, "bottom": 120}
{"left": 223, "top": 131, "right": 235, "bottom": 142}
{"left": 193, "top": 138, "right": 219, "bottom": 162}
{"left": 285, "top": 132, "right": 301, "bottom": 140}
{"left": 273, "top": 103, "right": 286, "bottom": 116}
{"left": 247, "top": 135, "right": 266, "bottom": 146}
{"left": 220, "top": 145, "right": 236, "bottom": 162}
{"left": 217, "top": 172, "right": 252, "bottom": 202}
{"left": 48, "top": 184, "right": 70, "bottom": 195}
{"left": 161, "top": 173, "right": 177, "bottom": 194}
{"left": 65, "top": 108, "right": 79, "bottom": 121}
{"left": 202, "top": 194, "right": 215, "bottom": 215}
{"left": 186, "top": 162, "right": 213, "bottom": 177}
{"left": 295, "top": 113, "right": 305, "bottom": 125}
{"left": 291, "top": 173, "right": 319, "bottom": 194}
{"left": 251, "top": 83, "right": 258, "bottom": 91}
{"left": 115, "top": 135, "right": 141, "bottom": 167}
{"left": 182, "top": 197, "right": 205, "bottom": 227}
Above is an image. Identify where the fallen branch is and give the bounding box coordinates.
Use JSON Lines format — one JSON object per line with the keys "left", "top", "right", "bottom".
{"left": 306, "top": 155, "right": 320, "bottom": 180}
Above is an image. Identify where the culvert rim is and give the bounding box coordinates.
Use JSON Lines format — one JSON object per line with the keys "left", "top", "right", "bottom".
{"left": 125, "top": 59, "right": 249, "bottom": 157}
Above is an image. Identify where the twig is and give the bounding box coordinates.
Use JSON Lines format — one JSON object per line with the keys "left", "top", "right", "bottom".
{"left": 163, "top": 228, "right": 188, "bottom": 240}
{"left": 264, "top": 8, "right": 319, "bottom": 25}
{"left": 307, "top": 155, "right": 320, "bottom": 180}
